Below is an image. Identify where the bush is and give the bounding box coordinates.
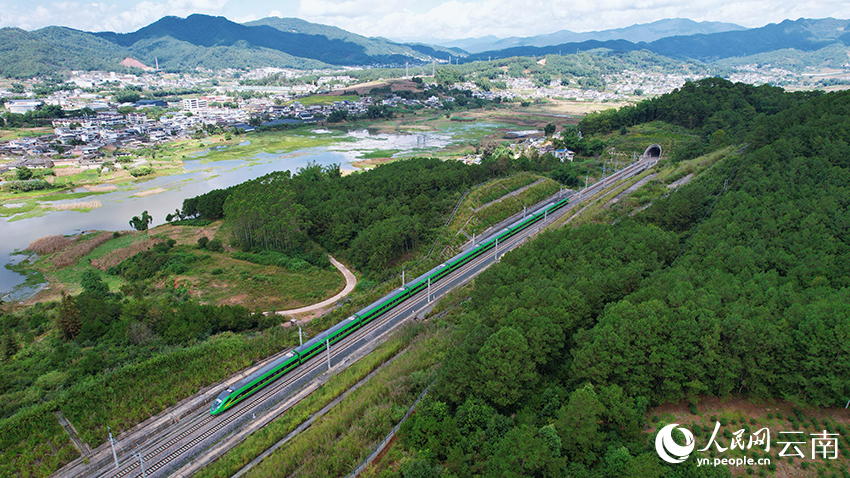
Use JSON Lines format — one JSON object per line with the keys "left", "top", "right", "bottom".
{"left": 689, "top": 402, "right": 698, "bottom": 414}
{"left": 171, "top": 218, "right": 213, "bottom": 227}
{"left": 16, "top": 168, "right": 33, "bottom": 180}
{"left": 197, "top": 237, "right": 209, "bottom": 249}
{"left": 129, "top": 166, "right": 153, "bottom": 177}
{"left": 1, "top": 179, "right": 53, "bottom": 192}
{"left": 211, "top": 268, "right": 224, "bottom": 275}
{"left": 207, "top": 239, "right": 223, "bottom": 252}
{"left": 258, "top": 314, "right": 279, "bottom": 330}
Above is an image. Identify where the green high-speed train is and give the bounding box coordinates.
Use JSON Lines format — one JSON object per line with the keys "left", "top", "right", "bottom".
{"left": 210, "top": 194, "right": 570, "bottom": 415}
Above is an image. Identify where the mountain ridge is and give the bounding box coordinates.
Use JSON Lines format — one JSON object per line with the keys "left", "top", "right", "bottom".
{"left": 432, "top": 18, "right": 747, "bottom": 53}
{"left": 464, "top": 17, "right": 850, "bottom": 64}
{"left": 1, "top": 15, "right": 849, "bottom": 78}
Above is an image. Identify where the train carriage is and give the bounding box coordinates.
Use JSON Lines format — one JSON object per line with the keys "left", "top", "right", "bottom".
{"left": 210, "top": 350, "right": 301, "bottom": 415}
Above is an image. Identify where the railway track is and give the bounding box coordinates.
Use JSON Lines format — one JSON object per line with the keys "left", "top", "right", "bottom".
{"left": 77, "top": 157, "right": 658, "bottom": 478}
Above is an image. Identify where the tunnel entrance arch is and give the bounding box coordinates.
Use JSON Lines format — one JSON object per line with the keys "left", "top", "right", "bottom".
{"left": 642, "top": 144, "right": 662, "bottom": 160}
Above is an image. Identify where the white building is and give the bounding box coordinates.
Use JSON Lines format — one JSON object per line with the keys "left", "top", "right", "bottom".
{"left": 182, "top": 98, "right": 208, "bottom": 112}
{"left": 6, "top": 100, "right": 42, "bottom": 114}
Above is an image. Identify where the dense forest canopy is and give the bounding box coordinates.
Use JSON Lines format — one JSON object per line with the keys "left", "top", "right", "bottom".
{"left": 395, "top": 81, "right": 850, "bottom": 477}
{"left": 180, "top": 149, "right": 577, "bottom": 274}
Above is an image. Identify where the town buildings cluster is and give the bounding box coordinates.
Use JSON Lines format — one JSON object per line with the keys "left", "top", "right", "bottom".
{"left": 2, "top": 62, "right": 845, "bottom": 176}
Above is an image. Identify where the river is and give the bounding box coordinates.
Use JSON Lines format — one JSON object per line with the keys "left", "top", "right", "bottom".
{"left": 1, "top": 126, "right": 486, "bottom": 300}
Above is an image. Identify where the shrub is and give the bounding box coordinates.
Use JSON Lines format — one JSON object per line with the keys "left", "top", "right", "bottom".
{"left": 170, "top": 218, "right": 212, "bottom": 227}
{"left": 197, "top": 237, "right": 209, "bottom": 249}
{"left": 211, "top": 268, "right": 224, "bottom": 275}
{"left": 207, "top": 239, "right": 223, "bottom": 252}
{"left": 129, "top": 166, "right": 153, "bottom": 177}
{"left": 1, "top": 179, "right": 52, "bottom": 192}
{"left": 689, "top": 402, "right": 698, "bottom": 414}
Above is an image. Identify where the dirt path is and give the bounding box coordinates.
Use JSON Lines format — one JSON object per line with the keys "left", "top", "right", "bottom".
{"left": 269, "top": 256, "right": 356, "bottom": 319}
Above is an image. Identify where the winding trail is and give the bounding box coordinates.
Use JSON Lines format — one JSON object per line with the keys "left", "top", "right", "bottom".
{"left": 270, "top": 256, "right": 357, "bottom": 317}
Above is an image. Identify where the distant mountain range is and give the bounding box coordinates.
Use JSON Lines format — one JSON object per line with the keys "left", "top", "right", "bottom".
{"left": 0, "top": 14, "right": 459, "bottom": 78}
{"left": 463, "top": 18, "right": 850, "bottom": 64}
{"left": 0, "top": 15, "right": 849, "bottom": 79}
{"left": 434, "top": 18, "right": 747, "bottom": 53}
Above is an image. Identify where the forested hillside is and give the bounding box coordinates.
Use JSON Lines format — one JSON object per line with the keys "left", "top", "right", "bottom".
{"left": 392, "top": 81, "right": 850, "bottom": 476}
{"left": 181, "top": 150, "right": 578, "bottom": 276}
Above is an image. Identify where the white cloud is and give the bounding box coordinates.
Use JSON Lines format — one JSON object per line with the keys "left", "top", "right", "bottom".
{"left": 0, "top": 0, "right": 229, "bottom": 32}
{"left": 294, "top": 0, "right": 850, "bottom": 41}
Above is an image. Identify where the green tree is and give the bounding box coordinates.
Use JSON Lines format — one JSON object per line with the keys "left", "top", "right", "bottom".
{"left": 544, "top": 123, "right": 556, "bottom": 137}
{"left": 327, "top": 110, "right": 348, "bottom": 123}
{"left": 129, "top": 210, "right": 153, "bottom": 232}
{"left": 224, "top": 173, "right": 308, "bottom": 251}
{"left": 538, "top": 424, "right": 561, "bottom": 457}
{"left": 476, "top": 326, "right": 537, "bottom": 408}
{"left": 57, "top": 292, "right": 81, "bottom": 341}
{"left": 0, "top": 331, "right": 18, "bottom": 361}
{"left": 15, "top": 168, "right": 33, "bottom": 180}
{"left": 487, "top": 425, "right": 553, "bottom": 477}
{"left": 557, "top": 383, "right": 606, "bottom": 463}
{"left": 80, "top": 270, "right": 109, "bottom": 297}
{"left": 207, "top": 238, "right": 223, "bottom": 252}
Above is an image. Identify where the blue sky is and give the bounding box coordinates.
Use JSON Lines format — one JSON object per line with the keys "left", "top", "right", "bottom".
{"left": 1, "top": 0, "right": 849, "bottom": 41}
